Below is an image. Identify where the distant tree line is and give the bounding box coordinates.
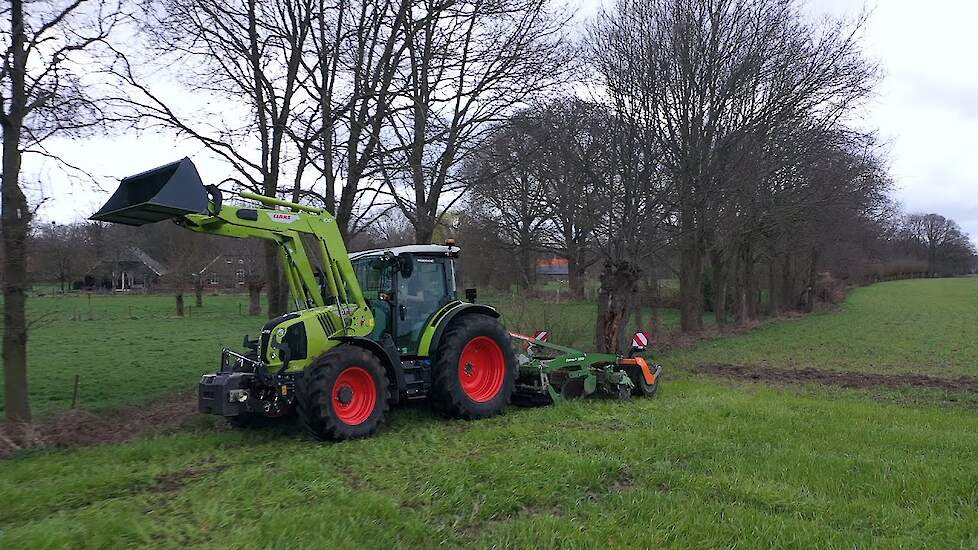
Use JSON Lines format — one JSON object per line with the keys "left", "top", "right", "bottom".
{"left": 458, "top": 0, "right": 977, "bottom": 350}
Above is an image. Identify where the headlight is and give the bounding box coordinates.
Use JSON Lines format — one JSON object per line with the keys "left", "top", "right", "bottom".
{"left": 228, "top": 389, "right": 249, "bottom": 403}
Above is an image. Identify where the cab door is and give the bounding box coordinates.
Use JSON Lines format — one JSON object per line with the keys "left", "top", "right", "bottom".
{"left": 394, "top": 255, "right": 453, "bottom": 354}
{"left": 351, "top": 257, "right": 394, "bottom": 341}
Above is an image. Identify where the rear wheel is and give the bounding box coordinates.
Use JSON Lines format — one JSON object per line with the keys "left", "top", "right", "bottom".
{"left": 298, "top": 346, "right": 389, "bottom": 440}
{"left": 431, "top": 315, "right": 516, "bottom": 419}
{"left": 630, "top": 364, "right": 660, "bottom": 397}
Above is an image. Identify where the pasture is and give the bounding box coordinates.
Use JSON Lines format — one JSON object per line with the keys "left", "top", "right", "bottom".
{"left": 2, "top": 277, "right": 977, "bottom": 548}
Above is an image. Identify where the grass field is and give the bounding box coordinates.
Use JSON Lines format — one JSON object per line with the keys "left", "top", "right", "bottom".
{"left": 0, "top": 294, "right": 259, "bottom": 416}
{"left": 2, "top": 278, "right": 978, "bottom": 548}
{"left": 666, "top": 277, "right": 978, "bottom": 377}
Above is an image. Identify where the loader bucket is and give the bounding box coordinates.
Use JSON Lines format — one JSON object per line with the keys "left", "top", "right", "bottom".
{"left": 90, "top": 157, "right": 209, "bottom": 226}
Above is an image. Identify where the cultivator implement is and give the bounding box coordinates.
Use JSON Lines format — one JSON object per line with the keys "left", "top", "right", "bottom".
{"left": 510, "top": 331, "right": 661, "bottom": 404}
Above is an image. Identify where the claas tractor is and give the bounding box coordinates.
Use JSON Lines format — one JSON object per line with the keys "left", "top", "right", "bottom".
{"left": 92, "top": 158, "right": 661, "bottom": 441}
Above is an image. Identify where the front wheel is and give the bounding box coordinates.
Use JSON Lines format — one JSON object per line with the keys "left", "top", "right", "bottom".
{"left": 431, "top": 315, "right": 516, "bottom": 419}
{"left": 298, "top": 346, "right": 389, "bottom": 441}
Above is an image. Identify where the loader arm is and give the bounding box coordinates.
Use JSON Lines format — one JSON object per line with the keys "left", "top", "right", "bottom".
{"left": 178, "top": 196, "right": 366, "bottom": 313}
{"left": 89, "top": 157, "right": 369, "bottom": 329}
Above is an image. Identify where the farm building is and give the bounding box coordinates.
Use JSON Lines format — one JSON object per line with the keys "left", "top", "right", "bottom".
{"left": 536, "top": 257, "right": 569, "bottom": 279}
{"left": 81, "top": 247, "right": 166, "bottom": 291}
{"left": 195, "top": 254, "right": 256, "bottom": 289}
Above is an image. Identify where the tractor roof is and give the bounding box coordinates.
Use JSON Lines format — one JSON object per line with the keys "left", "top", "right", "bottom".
{"left": 349, "top": 244, "right": 460, "bottom": 260}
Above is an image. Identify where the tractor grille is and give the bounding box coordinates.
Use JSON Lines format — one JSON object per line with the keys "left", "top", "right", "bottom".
{"left": 316, "top": 312, "right": 336, "bottom": 336}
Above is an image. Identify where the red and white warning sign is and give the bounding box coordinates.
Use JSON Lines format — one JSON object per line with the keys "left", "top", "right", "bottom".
{"left": 632, "top": 331, "right": 649, "bottom": 349}
{"left": 534, "top": 330, "right": 550, "bottom": 342}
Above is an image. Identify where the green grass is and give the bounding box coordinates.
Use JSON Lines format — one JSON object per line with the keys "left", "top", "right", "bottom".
{"left": 663, "top": 278, "right": 978, "bottom": 377}
{"left": 3, "top": 278, "right": 978, "bottom": 547}
{"left": 2, "top": 381, "right": 977, "bottom": 548}
{"left": 483, "top": 292, "right": 711, "bottom": 351}
{"left": 0, "top": 293, "right": 260, "bottom": 416}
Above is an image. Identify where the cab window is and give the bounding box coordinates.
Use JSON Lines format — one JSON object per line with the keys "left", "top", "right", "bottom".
{"left": 398, "top": 258, "right": 450, "bottom": 309}
{"left": 352, "top": 258, "right": 392, "bottom": 299}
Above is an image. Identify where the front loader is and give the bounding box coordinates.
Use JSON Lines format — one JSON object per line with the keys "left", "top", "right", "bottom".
{"left": 92, "top": 157, "right": 660, "bottom": 441}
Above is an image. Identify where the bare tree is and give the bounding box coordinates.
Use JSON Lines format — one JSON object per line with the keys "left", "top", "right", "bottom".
{"left": 466, "top": 113, "right": 551, "bottom": 288}
{"left": 1, "top": 0, "right": 122, "bottom": 426}
{"left": 588, "top": 112, "right": 671, "bottom": 353}
{"left": 33, "top": 221, "right": 95, "bottom": 292}
{"left": 112, "top": 0, "right": 317, "bottom": 317}
{"left": 591, "top": 0, "right": 877, "bottom": 332}
{"left": 905, "top": 213, "right": 973, "bottom": 277}
{"left": 296, "top": 0, "right": 412, "bottom": 238}
{"left": 381, "top": 0, "right": 571, "bottom": 242}
{"left": 534, "top": 98, "right": 605, "bottom": 298}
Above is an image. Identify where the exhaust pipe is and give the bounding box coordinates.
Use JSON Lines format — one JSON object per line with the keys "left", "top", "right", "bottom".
{"left": 90, "top": 157, "right": 210, "bottom": 226}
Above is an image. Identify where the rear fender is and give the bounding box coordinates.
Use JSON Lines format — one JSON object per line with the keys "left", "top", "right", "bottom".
{"left": 417, "top": 302, "right": 501, "bottom": 357}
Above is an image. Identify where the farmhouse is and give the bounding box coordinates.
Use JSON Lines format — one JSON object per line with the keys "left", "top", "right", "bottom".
{"left": 536, "top": 256, "right": 569, "bottom": 279}
{"left": 82, "top": 247, "right": 166, "bottom": 291}
{"left": 195, "top": 254, "right": 253, "bottom": 289}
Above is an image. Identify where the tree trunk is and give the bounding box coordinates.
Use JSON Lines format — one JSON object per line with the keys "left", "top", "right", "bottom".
{"left": 803, "top": 248, "right": 819, "bottom": 313}
{"left": 264, "top": 241, "right": 286, "bottom": 317}
{"left": 709, "top": 248, "right": 727, "bottom": 325}
{"left": 679, "top": 221, "right": 704, "bottom": 333}
{"left": 1, "top": 138, "right": 31, "bottom": 424}
{"left": 414, "top": 213, "right": 435, "bottom": 244}
{"left": 194, "top": 281, "right": 204, "bottom": 308}
{"left": 744, "top": 243, "right": 757, "bottom": 321}
{"left": 567, "top": 254, "right": 585, "bottom": 298}
{"left": 766, "top": 257, "right": 779, "bottom": 317}
{"left": 733, "top": 241, "right": 756, "bottom": 325}
{"left": 780, "top": 254, "right": 794, "bottom": 311}
{"left": 248, "top": 283, "right": 263, "bottom": 315}
{"left": 594, "top": 261, "right": 641, "bottom": 353}
{"left": 1, "top": 0, "right": 31, "bottom": 424}
{"left": 175, "top": 293, "right": 185, "bottom": 317}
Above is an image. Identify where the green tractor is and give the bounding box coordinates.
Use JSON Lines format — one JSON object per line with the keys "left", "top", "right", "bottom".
{"left": 92, "top": 158, "right": 660, "bottom": 441}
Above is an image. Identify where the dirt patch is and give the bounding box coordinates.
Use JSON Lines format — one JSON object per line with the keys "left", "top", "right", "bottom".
{"left": 0, "top": 391, "right": 199, "bottom": 459}
{"left": 153, "top": 465, "right": 220, "bottom": 493}
{"left": 585, "top": 467, "right": 633, "bottom": 501}
{"left": 697, "top": 363, "right": 978, "bottom": 393}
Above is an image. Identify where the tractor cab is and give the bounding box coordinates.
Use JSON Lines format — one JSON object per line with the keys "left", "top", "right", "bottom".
{"left": 350, "top": 244, "right": 460, "bottom": 356}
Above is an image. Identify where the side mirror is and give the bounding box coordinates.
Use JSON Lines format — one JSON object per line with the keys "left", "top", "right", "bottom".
{"left": 397, "top": 255, "right": 414, "bottom": 278}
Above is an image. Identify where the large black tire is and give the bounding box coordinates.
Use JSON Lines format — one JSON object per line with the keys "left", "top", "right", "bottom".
{"left": 298, "top": 346, "right": 390, "bottom": 441}
{"left": 431, "top": 314, "right": 516, "bottom": 419}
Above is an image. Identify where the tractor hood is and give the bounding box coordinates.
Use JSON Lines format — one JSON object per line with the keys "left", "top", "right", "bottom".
{"left": 90, "top": 157, "right": 209, "bottom": 226}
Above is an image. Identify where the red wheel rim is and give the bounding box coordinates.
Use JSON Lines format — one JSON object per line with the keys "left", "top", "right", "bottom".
{"left": 458, "top": 336, "right": 506, "bottom": 402}
{"left": 331, "top": 367, "right": 377, "bottom": 426}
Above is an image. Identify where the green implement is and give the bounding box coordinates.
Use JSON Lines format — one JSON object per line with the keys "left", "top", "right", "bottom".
{"left": 509, "top": 331, "right": 662, "bottom": 404}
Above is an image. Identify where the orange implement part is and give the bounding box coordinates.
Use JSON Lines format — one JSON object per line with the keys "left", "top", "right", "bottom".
{"left": 618, "top": 357, "right": 657, "bottom": 385}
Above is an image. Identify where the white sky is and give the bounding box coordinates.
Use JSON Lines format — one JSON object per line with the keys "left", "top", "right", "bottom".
{"left": 27, "top": 0, "right": 978, "bottom": 245}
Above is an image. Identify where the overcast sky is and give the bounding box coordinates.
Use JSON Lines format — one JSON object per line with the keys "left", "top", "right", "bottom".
{"left": 28, "top": 0, "right": 978, "bottom": 244}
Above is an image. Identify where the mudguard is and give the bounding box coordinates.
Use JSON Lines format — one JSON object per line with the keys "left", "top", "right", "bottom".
{"left": 416, "top": 301, "right": 501, "bottom": 357}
